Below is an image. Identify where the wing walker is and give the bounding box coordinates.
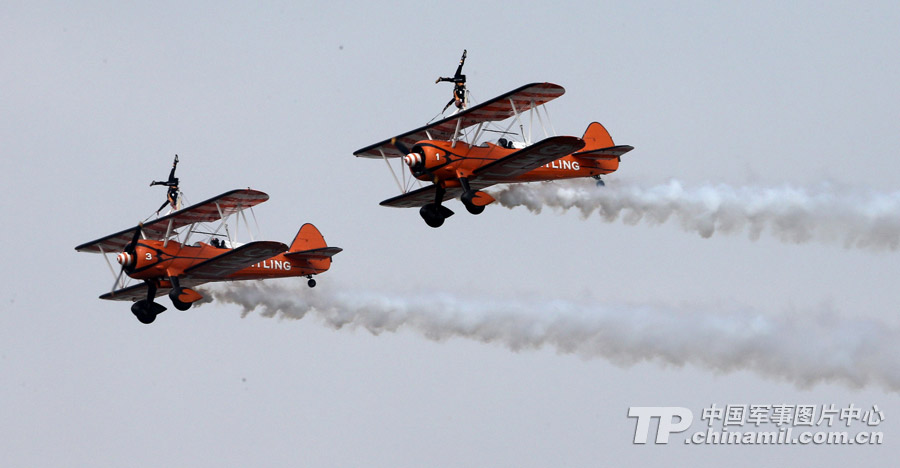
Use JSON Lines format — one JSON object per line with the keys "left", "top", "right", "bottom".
{"left": 76, "top": 165, "right": 342, "bottom": 324}
{"left": 355, "top": 51, "right": 634, "bottom": 227}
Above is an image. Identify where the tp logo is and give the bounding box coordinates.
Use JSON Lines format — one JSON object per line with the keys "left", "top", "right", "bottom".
{"left": 628, "top": 407, "right": 693, "bottom": 444}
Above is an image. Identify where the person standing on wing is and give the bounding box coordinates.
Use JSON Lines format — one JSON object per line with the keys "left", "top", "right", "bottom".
{"left": 150, "top": 155, "right": 181, "bottom": 214}
{"left": 436, "top": 49, "right": 468, "bottom": 113}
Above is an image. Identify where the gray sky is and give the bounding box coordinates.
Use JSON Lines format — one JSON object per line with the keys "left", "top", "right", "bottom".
{"left": 3, "top": 1, "right": 900, "bottom": 466}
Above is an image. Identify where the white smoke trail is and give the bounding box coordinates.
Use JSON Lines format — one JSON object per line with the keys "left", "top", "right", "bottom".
{"left": 203, "top": 282, "right": 900, "bottom": 392}
{"left": 490, "top": 179, "right": 900, "bottom": 250}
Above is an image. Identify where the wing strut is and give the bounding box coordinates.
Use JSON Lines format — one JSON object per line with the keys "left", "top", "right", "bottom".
{"left": 215, "top": 201, "right": 234, "bottom": 245}
{"left": 471, "top": 122, "right": 486, "bottom": 145}
{"left": 542, "top": 101, "right": 557, "bottom": 136}
{"left": 163, "top": 218, "right": 175, "bottom": 248}
{"left": 509, "top": 98, "right": 527, "bottom": 144}
{"left": 98, "top": 245, "right": 119, "bottom": 282}
{"left": 532, "top": 99, "right": 549, "bottom": 140}
{"left": 239, "top": 209, "right": 255, "bottom": 242}
{"left": 451, "top": 117, "right": 463, "bottom": 148}
{"left": 380, "top": 148, "right": 406, "bottom": 193}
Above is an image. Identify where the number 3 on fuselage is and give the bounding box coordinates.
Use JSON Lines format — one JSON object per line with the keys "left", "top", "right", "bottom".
{"left": 353, "top": 82, "right": 633, "bottom": 228}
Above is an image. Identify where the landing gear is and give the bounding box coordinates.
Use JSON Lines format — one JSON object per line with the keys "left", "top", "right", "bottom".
{"left": 168, "top": 276, "right": 200, "bottom": 311}
{"left": 592, "top": 175, "right": 605, "bottom": 187}
{"left": 307, "top": 276, "right": 317, "bottom": 288}
{"left": 461, "top": 191, "right": 485, "bottom": 215}
{"left": 131, "top": 301, "right": 157, "bottom": 324}
{"left": 170, "top": 295, "right": 192, "bottom": 311}
{"left": 131, "top": 282, "right": 166, "bottom": 324}
{"left": 420, "top": 204, "right": 447, "bottom": 227}
{"left": 459, "top": 177, "right": 486, "bottom": 215}
{"left": 419, "top": 184, "right": 454, "bottom": 228}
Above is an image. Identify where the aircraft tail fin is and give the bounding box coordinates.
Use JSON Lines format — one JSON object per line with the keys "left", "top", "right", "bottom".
{"left": 284, "top": 223, "right": 342, "bottom": 272}
{"left": 580, "top": 122, "right": 616, "bottom": 151}
{"left": 289, "top": 223, "right": 327, "bottom": 252}
{"left": 574, "top": 122, "right": 633, "bottom": 165}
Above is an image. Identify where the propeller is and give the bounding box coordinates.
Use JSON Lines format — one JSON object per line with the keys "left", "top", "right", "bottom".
{"left": 111, "top": 224, "right": 142, "bottom": 294}
{"left": 390, "top": 137, "right": 411, "bottom": 155}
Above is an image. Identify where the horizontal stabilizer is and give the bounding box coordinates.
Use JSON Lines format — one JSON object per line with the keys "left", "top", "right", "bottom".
{"left": 574, "top": 145, "right": 634, "bottom": 159}
{"left": 284, "top": 246, "right": 343, "bottom": 261}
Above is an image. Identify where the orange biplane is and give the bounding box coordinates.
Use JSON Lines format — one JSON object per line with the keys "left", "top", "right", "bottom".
{"left": 76, "top": 189, "right": 341, "bottom": 324}
{"left": 354, "top": 82, "right": 633, "bottom": 227}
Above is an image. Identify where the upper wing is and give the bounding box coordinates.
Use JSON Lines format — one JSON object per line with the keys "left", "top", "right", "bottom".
{"left": 354, "top": 83, "right": 565, "bottom": 159}
{"left": 76, "top": 189, "right": 269, "bottom": 254}
{"left": 183, "top": 241, "right": 288, "bottom": 279}
{"left": 473, "top": 136, "right": 585, "bottom": 180}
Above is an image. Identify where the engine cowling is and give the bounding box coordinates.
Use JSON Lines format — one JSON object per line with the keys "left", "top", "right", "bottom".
{"left": 403, "top": 145, "right": 443, "bottom": 177}
{"left": 117, "top": 244, "right": 156, "bottom": 274}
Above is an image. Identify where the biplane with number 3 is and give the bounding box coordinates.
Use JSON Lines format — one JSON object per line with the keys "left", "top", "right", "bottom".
{"left": 354, "top": 82, "right": 634, "bottom": 227}
{"left": 75, "top": 189, "right": 341, "bottom": 324}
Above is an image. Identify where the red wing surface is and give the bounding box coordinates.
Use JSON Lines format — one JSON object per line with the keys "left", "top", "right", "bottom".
{"left": 76, "top": 189, "right": 269, "bottom": 254}
{"left": 354, "top": 83, "right": 565, "bottom": 159}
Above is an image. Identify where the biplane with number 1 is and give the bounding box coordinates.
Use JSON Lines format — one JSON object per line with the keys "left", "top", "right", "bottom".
{"left": 75, "top": 189, "right": 341, "bottom": 324}
{"left": 354, "top": 82, "right": 633, "bottom": 227}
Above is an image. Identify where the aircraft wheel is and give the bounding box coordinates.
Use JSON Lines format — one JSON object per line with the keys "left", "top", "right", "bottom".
{"left": 131, "top": 301, "right": 157, "bottom": 324}
{"left": 419, "top": 204, "right": 445, "bottom": 228}
{"left": 461, "top": 191, "right": 486, "bottom": 215}
{"left": 462, "top": 199, "right": 485, "bottom": 215}
{"left": 136, "top": 313, "right": 156, "bottom": 324}
{"left": 307, "top": 278, "right": 317, "bottom": 288}
{"left": 169, "top": 288, "right": 192, "bottom": 311}
{"left": 424, "top": 216, "right": 444, "bottom": 228}
{"left": 172, "top": 297, "right": 192, "bottom": 311}
{"left": 465, "top": 203, "right": 485, "bottom": 215}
